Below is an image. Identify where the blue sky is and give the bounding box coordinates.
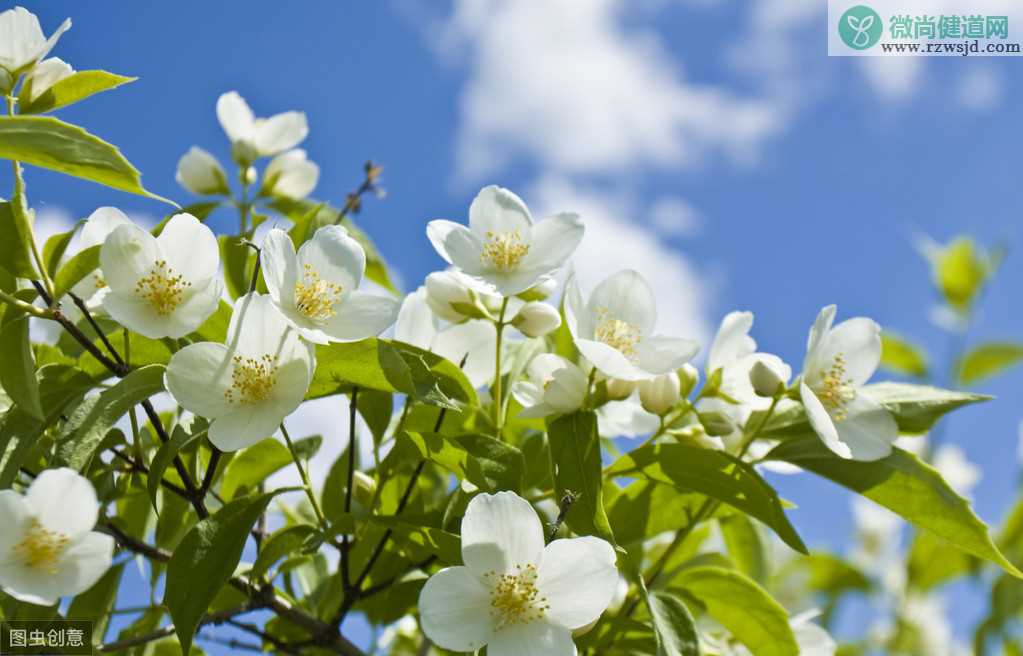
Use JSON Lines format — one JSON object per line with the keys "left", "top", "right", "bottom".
{"left": 7, "top": 0, "right": 1023, "bottom": 650}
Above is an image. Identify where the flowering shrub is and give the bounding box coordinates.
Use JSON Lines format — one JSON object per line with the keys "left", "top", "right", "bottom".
{"left": 0, "top": 6, "right": 1021, "bottom": 655}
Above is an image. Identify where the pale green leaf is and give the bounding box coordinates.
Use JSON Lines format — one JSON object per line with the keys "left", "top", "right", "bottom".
{"left": 221, "top": 436, "right": 320, "bottom": 500}
{"left": 0, "top": 316, "right": 43, "bottom": 419}
{"left": 646, "top": 589, "right": 701, "bottom": 656}
{"left": 880, "top": 332, "right": 929, "bottom": 378}
{"left": 403, "top": 431, "right": 524, "bottom": 493}
{"left": 52, "top": 244, "right": 100, "bottom": 301}
{"left": 957, "top": 342, "right": 1023, "bottom": 386}
{"left": 19, "top": 70, "right": 136, "bottom": 115}
{"left": 0, "top": 200, "right": 37, "bottom": 278}
{"left": 548, "top": 411, "right": 616, "bottom": 545}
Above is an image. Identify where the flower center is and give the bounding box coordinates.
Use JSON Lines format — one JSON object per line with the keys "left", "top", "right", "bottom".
{"left": 817, "top": 354, "right": 856, "bottom": 421}
{"left": 135, "top": 259, "right": 190, "bottom": 316}
{"left": 14, "top": 520, "right": 69, "bottom": 572}
{"left": 595, "top": 309, "right": 642, "bottom": 358}
{"left": 481, "top": 231, "right": 529, "bottom": 271}
{"left": 224, "top": 354, "right": 279, "bottom": 405}
{"left": 294, "top": 264, "right": 343, "bottom": 322}
{"left": 484, "top": 564, "right": 549, "bottom": 630}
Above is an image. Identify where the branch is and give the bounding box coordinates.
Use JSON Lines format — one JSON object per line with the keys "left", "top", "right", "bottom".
{"left": 98, "top": 603, "right": 258, "bottom": 653}
{"left": 333, "top": 161, "right": 383, "bottom": 224}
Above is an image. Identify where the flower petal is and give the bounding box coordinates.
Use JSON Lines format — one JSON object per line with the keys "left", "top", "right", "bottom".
{"left": 635, "top": 336, "right": 699, "bottom": 376}
{"left": 34, "top": 16, "right": 71, "bottom": 70}
{"left": 486, "top": 621, "right": 576, "bottom": 656}
{"left": 297, "top": 225, "right": 365, "bottom": 292}
{"left": 0, "top": 490, "right": 29, "bottom": 553}
{"left": 432, "top": 320, "right": 497, "bottom": 389}
{"left": 100, "top": 223, "right": 159, "bottom": 295}
{"left": 216, "top": 91, "right": 255, "bottom": 143}
{"left": 461, "top": 491, "right": 544, "bottom": 578}
{"left": 538, "top": 537, "right": 618, "bottom": 630}
{"left": 469, "top": 185, "right": 533, "bottom": 237}
{"left": 520, "top": 212, "right": 584, "bottom": 273}
{"left": 575, "top": 339, "right": 647, "bottom": 381}
{"left": 800, "top": 382, "right": 850, "bottom": 459}
{"left": 708, "top": 311, "right": 756, "bottom": 373}
{"left": 208, "top": 404, "right": 284, "bottom": 452}
{"left": 817, "top": 317, "right": 882, "bottom": 387}
{"left": 254, "top": 111, "right": 308, "bottom": 156}
{"left": 426, "top": 220, "right": 486, "bottom": 275}
{"left": 157, "top": 213, "right": 220, "bottom": 284}
{"left": 833, "top": 393, "right": 898, "bottom": 461}
{"left": 102, "top": 293, "right": 171, "bottom": 340}
{"left": 394, "top": 288, "right": 438, "bottom": 350}
{"left": 321, "top": 291, "right": 398, "bottom": 342}
{"left": 226, "top": 293, "right": 296, "bottom": 358}
{"left": 418, "top": 566, "right": 494, "bottom": 652}
{"left": 80, "top": 207, "right": 132, "bottom": 249}
{"left": 587, "top": 270, "right": 656, "bottom": 336}
{"left": 161, "top": 277, "right": 223, "bottom": 339}
{"left": 165, "top": 342, "right": 234, "bottom": 419}
{"left": 25, "top": 468, "right": 98, "bottom": 539}
{"left": 260, "top": 228, "right": 298, "bottom": 308}
{"left": 49, "top": 531, "right": 114, "bottom": 598}
{"left": 563, "top": 276, "right": 588, "bottom": 339}
{"left": 804, "top": 304, "right": 837, "bottom": 369}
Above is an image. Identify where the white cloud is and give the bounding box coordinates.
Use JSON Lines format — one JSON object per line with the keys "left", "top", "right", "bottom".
{"left": 856, "top": 57, "right": 926, "bottom": 103}
{"left": 440, "top": 0, "right": 783, "bottom": 180}
{"left": 531, "top": 176, "right": 713, "bottom": 347}
{"left": 649, "top": 196, "right": 702, "bottom": 237}
{"left": 958, "top": 65, "right": 1004, "bottom": 112}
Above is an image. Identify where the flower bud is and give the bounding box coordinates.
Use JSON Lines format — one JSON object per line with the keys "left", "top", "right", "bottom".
{"left": 697, "top": 410, "right": 736, "bottom": 437}
{"left": 605, "top": 377, "right": 637, "bottom": 401}
{"left": 261, "top": 149, "right": 319, "bottom": 200}
{"left": 242, "top": 165, "right": 258, "bottom": 187}
{"left": 638, "top": 372, "right": 681, "bottom": 416}
{"left": 517, "top": 277, "right": 558, "bottom": 301}
{"left": 352, "top": 470, "right": 377, "bottom": 508}
{"left": 513, "top": 302, "right": 561, "bottom": 338}
{"left": 232, "top": 140, "right": 259, "bottom": 166}
{"left": 425, "top": 271, "right": 476, "bottom": 322}
{"left": 749, "top": 359, "right": 785, "bottom": 397}
{"left": 176, "top": 146, "right": 230, "bottom": 196}
{"left": 21, "top": 57, "right": 72, "bottom": 102}
{"left": 679, "top": 363, "right": 699, "bottom": 397}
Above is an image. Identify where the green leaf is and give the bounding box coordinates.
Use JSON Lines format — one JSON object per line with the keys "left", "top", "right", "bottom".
{"left": 760, "top": 383, "right": 989, "bottom": 437}
{"left": 719, "top": 513, "right": 767, "bottom": 583}
{"left": 52, "top": 244, "right": 100, "bottom": 301}
{"left": 676, "top": 566, "right": 797, "bottom": 656}
{"left": 781, "top": 552, "right": 870, "bottom": 595}
{"left": 880, "top": 332, "right": 929, "bottom": 378}
{"left": 956, "top": 342, "right": 1023, "bottom": 386}
{"left": 767, "top": 436, "right": 1022, "bottom": 579}
{"left": 0, "top": 317, "right": 43, "bottom": 419}
{"left": 404, "top": 431, "right": 524, "bottom": 492}
{"left": 221, "top": 436, "right": 319, "bottom": 500}
{"left": 19, "top": 70, "right": 136, "bottom": 115}
{"left": 548, "top": 411, "right": 616, "bottom": 545}
{"left": 646, "top": 589, "right": 701, "bottom": 656}
{"left": 42, "top": 225, "right": 77, "bottom": 278}
{"left": 56, "top": 364, "right": 166, "bottom": 470}
{"left": 907, "top": 529, "right": 975, "bottom": 590}
{"left": 0, "top": 116, "right": 172, "bottom": 203}
{"left": 0, "top": 200, "right": 38, "bottom": 278}
{"left": 219, "top": 233, "right": 254, "bottom": 300}
{"left": 165, "top": 492, "right": 278, "bottom": 655}
{"left": 251, "top": 525, "right": 318, "bottom": 581}
{"left": 356, "top": 388, "right": 393, "bottom": 444}
{"left": 148, "top": 422, "right": 204, "bottom": 512}
{"left": 606, "top": 443, "right": 806, "bottom": 554}
{"left": 931, "top": 237, "right": 989, "bottom": 311}
{"left": 368, "top": 515, "right": 462, "bottom": 565}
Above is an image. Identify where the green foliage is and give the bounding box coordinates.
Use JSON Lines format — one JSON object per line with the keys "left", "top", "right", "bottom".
{"left": 51, "top": 244, "right": 100, "bottom": 301}
{"left": 928, "top": 236, "right": 995, "bottom": 312}
{"left": 0, "top": 316, "right": 43, "bottom": 419}
{"left": 221, "top": 436, "right": 320, "bottom": 500}
{"left": 549, "top": 411, "right": 617, "bottom": 544}
{"left": 404, "top": 431, "right": 524, "bottom": 492}
{"left": 767, "top": 436, "right": 1021, "bottom": 578}
{"left": 0, "top": 200, "right": 38, "bottom": 278}
{"left": 956, "top": 341, "right": 1023, "bottom": 385}
{"left": 645, "top": 588, "right": 701, "bottom": 656}
{"left": 880, "top": 331, "right": 929, "bottom": 378}
{"left": 19, "top": 70, "right": 136, "bottom": 115}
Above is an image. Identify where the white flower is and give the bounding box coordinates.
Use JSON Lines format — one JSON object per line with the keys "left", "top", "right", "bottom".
{"left": 0, "top": 7, "right": 71, "bottom": 75}
{"left": 850, "top": 497, "right": 904, "bottom": 592}
{"left": 789, "top": 610, "right": 837, "bottom": 656}
{"left": 260, "top": 226, "right": 398, "bottom": 344}
{"left": 176, "top": 146, "right": 230, "bottom": 196}
{"left": 261, "top": 149, "right": 319, "bottom": 199}
{"left": 100, "top": 213, "right": 223, "bottom": 339}
{"left": 513, "top": 302, "right": 561, "bottom": 338}
{"left": 511, "top": 354, "right": 588, "bottom": 418}
{"left": 21, "top": 56, "right": 72, "bottom": 101}
{"left": 597, "top": 398, "right": 660, "bottom": 438}
{"left": 395, "top": 287, "right": 497, "bottom": 388}
{"left": 68, "top": 206, "right": 133, "bottom": 309}
{"left": 164, "top": 293, "right": 315, "bottom": 451}
{"left": 800, "top": 305, "right": 897, "bottom": 461}
{"left": 0, "top": 468, "right": 114, "bottom": 606}
{"left": 419, "top": 491, "right": 618, "bottom": 655}
{"left": 216, "top": 90, "right": 308, "bottom": 161}
{"left": 932, "top": 445, "right": 981, "bottom": 497}
{"left": 427, "top": 185, "right": 584, "bottom": 297}
{"left": 638, "top": 372, "right": 680, "bottom": 416}
{"left": 565, "top": 269, "right": 698, "bottom": 381}
{"left": 697, "top": 311, "right": 790, "bottom": 449}
{"left": 425, "top": 269, "right": 506, "bottom": 323}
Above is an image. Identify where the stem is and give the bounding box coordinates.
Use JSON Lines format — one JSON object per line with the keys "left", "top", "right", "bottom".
{"left": 492, "top": 297, "right": 509, "bottom": 436}
{"left": 281, "top": 423, "right": 327, "bottom": 529}
{"left": 341, "top": 387, "right": 359, "bottom": 590}
{"left": 0, "top": 288, "right": 49, "bottom": 318}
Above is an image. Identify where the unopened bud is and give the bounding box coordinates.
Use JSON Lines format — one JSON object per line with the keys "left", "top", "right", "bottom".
{"left": 697, "top": 410, "right": 735, "bottom": 437}
{"left": 176, "top": 146, "right": 230, "bottom": 196}
{"left": 352, "top": 470, "right": 377, "bottom": 508}
{"left": 513, "top": 302, "right": 561, "bottom": 338}
{"left": 231, "top": 140, "right": 259, "bottom": 167}
{"left": 638, "top": 372, "right": 681, "bottom": 416}
{"left": 517, "top": 277, "right": 558, "bottom": 302}
{"left": 679, "top": 363, "right": 699, "bottom": 397}
{"left": 425, "top": 271, "right": 477, "bottom": 322}
{"left": 242, "top": 165, "right": 258, "bottom": 186}
{"left": 749, "top": 360, "right": 785, "bottom": 397}
{"left": 605, "top": 378, "right": 637, "bottom": 401}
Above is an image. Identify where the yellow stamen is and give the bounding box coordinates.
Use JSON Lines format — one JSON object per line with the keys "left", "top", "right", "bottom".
{"left": 484, "top": 564, "right": 550, "bottom": 629}
{"left": 481, "top": 231, "right": 529, "bottom": 271}
{"left": 817, "top": 354, "right": 856, "bottom": 421}
{"left": 595, "top": 308, "right": 642, "bottom": 358}
{"left": 14, "top": 520, "right": 69, "bottom": 573}
{"left": 294, "top": 264, "right": 343, "bottom": 322}
{"left": 224, "top": 354, "right": 279, "bottom": 405}
{"left": 135, "top": 259, "right": 190, "bottom": 315}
